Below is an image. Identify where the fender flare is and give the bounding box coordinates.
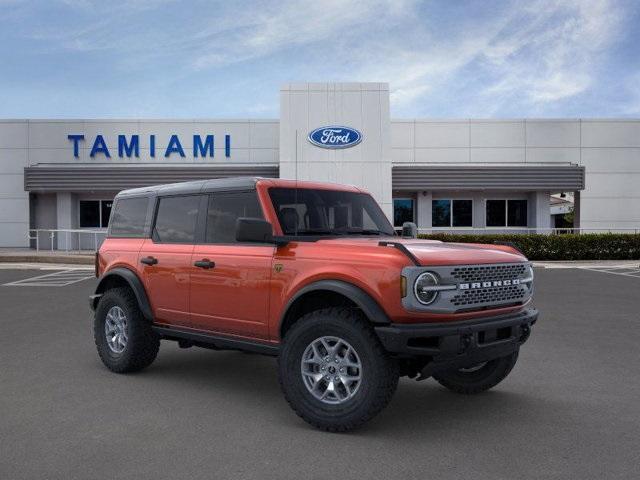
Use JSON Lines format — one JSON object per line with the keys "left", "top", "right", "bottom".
{"left": 281, "top": 279, "right": 391, "bottom": 331}
{"left": 92, "top": 267, "right": 153, "bottom": 321}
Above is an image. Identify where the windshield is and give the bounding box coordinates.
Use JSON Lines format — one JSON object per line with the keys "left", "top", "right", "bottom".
{"left": 268, "top": 188, "right": 395, "bottom": 237}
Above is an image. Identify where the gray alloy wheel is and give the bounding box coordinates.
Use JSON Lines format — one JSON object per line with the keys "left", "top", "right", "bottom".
{"left": 300, "top": 336, "right": 363, "bottom": 405}
{"left": 104, "top": 305, "right": 128, "bottom": 354}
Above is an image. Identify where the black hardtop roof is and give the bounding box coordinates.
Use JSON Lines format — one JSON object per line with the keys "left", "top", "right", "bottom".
{"left": 115, "top": 176, "right": 263, "bottom": 198}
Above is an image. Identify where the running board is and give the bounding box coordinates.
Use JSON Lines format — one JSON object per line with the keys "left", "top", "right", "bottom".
{"left": 152, "top": 326, "right": 279, "bottom": 356}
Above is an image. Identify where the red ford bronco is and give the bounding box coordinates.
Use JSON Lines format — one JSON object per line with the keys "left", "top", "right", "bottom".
{"left": 91, "top": 177, "right": 537, "bottom": 431}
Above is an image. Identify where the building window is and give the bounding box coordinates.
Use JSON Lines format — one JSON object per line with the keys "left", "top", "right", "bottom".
{"left": 393, "top": 198, "right": 414, "bottom": 227}
{"left": 432, "top": 199, "right": 473, "bottom": 227}
{"left": 486, "top": 199, "right": 528, "bottom": 227}
{"left": 508, "top": 200, "right": 528, "bottom": 227}
{"left": 79, "top": 200, "right": 113, "bottom": 228}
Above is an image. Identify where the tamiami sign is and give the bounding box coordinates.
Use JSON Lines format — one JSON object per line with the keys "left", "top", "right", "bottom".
{"left": 67, "top": 134, "right": 231, "bottom": 158}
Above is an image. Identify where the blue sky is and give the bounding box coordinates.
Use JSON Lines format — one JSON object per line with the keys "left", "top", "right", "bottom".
{"left": 1, "top": 0, "right": 638, "bottom": 118}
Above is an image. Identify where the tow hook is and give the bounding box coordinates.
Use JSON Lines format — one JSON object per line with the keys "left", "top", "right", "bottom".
{"left": 519, "top": 325, "right": 531, "bottom": 342}
{"left": 460, "top": 334, "right": 472, "bottom": 353}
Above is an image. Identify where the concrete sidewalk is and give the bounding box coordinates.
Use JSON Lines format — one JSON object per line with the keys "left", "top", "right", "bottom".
{"left": 0, "top": 248, "right": 94, "bottom": 265}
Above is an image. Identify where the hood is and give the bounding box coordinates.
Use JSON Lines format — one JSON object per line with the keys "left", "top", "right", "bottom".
{"left": 397, "top": 239, "right": 526, "bottom": 265}
{"left": 314, "top": 237, "right": 526, "bottom": 266}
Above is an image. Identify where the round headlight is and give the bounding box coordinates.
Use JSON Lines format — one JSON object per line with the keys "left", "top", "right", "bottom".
{"left": 414, "top": 272, "right": 439, "bottom": 305}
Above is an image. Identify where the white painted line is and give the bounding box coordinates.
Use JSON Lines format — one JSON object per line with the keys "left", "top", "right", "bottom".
{"left": 2, "top": 269, "right": 95, "bottom": 287}
{"left": 577, "top": 267, "right": 640, "bottom": 279}
{"left": 534, "top": 262, "right": 640, "bottom": 269}
{"left": 0, "top": 263, "right": 93, "bottom": 271}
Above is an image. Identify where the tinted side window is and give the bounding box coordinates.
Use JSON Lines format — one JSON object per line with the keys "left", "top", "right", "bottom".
{"left": 109, "top": 197, "right": 149, "bottom": 237}
{"left": 154, "top": 195, "right": 201, "bottom": 243}
{"left": 206, "top": 191, "right": 263, "bottom": 243}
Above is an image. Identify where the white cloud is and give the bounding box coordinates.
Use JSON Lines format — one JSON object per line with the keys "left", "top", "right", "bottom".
{"left": 190, "top": 0, "right": 415, "bottom": 70}
{"left": 479, "top": 0, "right": 623, "bottom": 106}
{"left": 10, "top": 0, "right": 629, "bottom": 117}
{"left": 319, "top": 0, "right": 623, "bottom": 116}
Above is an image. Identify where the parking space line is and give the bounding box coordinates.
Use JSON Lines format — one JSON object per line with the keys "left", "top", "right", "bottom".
{"left": 2, "top": 268, "right": 94, "bottom": 287}
{"left": 578, "top": 266, "right": 640, "bottom": 279}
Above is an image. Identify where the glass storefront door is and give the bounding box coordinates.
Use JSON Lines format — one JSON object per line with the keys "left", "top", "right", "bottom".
{"left": 393, "top": 198, "right": 415, "bottom": 228}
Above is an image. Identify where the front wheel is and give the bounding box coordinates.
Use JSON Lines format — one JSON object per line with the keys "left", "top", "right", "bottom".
{"left": 433, "top": 350, "right": 519, "bottom": 394}
{"left": 278, "top": 307, "right": 399, "bottom": 432}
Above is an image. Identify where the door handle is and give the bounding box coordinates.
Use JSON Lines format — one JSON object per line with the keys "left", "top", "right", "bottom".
{"left": 140, "top": 256, "right": 158, "bottom": 266}
{"left": 194, "top": 259, "right": 215, "bottom": 269}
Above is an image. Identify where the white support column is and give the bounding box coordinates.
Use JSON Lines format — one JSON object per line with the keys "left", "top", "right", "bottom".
{"left": 56, "top": 192, "right": 77, "bottom": 250}
{"left": 279, "top": 83, "right": 393, "bottom": 220}
{"left": 471, "top": 192, "right": 485, "bottom": 230}
{"left": 527, "top": 191, "right": 551, "bottom": 233}
{"left": 416, "top": 191, "right": 432, "bottom": 231}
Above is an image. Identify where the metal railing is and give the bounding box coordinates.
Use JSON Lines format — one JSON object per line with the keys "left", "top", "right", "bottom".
{"left": 411, "top": 227, "right": 640, "bottom": 235}
{"left": 28, "top": 229, "right": 107, "bottom": 253}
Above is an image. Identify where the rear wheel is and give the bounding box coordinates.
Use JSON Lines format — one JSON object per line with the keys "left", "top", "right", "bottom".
{"left": 278, "top": 307, "right": 399, "bottom": 432}
{"left": 433, "top": 350, "right": 519, "bottom": 394}
{"left": 94, "top": 287, "right": 159, "bottom": 373}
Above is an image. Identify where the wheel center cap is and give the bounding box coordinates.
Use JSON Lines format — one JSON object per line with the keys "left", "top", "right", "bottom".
{"left": 328, "top": 365, "right": 336, "bottom": 374}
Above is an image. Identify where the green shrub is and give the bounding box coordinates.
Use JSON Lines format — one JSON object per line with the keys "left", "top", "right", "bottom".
{"left": 417, "top": 233, "right": 640, "bottom": 260}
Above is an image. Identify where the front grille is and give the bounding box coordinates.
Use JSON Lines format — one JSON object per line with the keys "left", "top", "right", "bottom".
{"left": 451, "top": 285, "right": 527, "bottom": 307}
{"left": 451, "top": 264, "right": 527, "bottom": 283}
{"left": 402, "top": 262, "right": 533, "bottom": 314}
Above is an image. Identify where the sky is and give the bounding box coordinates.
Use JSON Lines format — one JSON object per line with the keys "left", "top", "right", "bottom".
{"left": 0, "top": 0, "right": 639, "bottom": 119}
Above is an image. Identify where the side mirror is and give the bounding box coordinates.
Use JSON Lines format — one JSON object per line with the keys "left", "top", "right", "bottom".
{"left": 236, "top": 217, "right": 275, "bottom": 243}
{"left": 402, "top": 222, "right": 418, "bottom": 239}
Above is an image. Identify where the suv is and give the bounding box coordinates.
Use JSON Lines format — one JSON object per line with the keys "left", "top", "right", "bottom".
{"left": 91, "top": 177, "right": 537, "bottom": 431}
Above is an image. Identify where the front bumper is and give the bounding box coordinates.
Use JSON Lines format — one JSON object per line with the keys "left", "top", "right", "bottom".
{"left": 375, "top": 308, "right": 538, "bottom": 375}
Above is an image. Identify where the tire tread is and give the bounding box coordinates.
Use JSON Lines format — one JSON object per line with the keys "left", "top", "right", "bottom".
{"left": 94, "top": 287, "right": 159, "bottom": 373}
{"left": 278, "top": 307, "right": 398, "bottom": 432}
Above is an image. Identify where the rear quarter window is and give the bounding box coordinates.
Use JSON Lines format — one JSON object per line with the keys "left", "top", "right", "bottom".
{"left": 108, "top": 197, "right": 149, "bottom": 237}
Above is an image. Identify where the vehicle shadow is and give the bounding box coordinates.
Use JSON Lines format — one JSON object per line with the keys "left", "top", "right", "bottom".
{"left": 139, "top": 345, "right": 554, "bottom": 437}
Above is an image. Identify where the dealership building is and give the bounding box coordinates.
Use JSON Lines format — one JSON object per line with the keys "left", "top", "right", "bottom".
{"left": 0, "top": 82, "right": 638, "bottom": 248}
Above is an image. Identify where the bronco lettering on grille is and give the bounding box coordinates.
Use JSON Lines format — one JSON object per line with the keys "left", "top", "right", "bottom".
{"left": 459, "top": 278, "right": 521, "bottom": 290}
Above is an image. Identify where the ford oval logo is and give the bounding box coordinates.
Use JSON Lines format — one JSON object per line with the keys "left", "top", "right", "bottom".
{"left": 308, "top": 126, "right": 362, "bottom": 149}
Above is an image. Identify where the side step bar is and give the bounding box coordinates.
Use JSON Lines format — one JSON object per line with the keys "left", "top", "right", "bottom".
{"left": 152, "top": 326, "right": 280, "bottom": 356}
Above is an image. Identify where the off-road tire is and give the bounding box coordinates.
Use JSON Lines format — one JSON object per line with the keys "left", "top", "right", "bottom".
{"left": 278, "top": 307, "right": 399, "bottom": 432}
{"left": 94, "top": 287, "right": 160, "bottom": 373}
{"left": 433, "top": 350, "right": 519, "bottom": 394}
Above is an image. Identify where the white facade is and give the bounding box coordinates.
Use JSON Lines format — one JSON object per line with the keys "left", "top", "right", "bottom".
{"left": 279, "top": 83, "right": 392, "bottom": 218}
{"left": 0, "top": 82, "right": 638, "bottom": 248}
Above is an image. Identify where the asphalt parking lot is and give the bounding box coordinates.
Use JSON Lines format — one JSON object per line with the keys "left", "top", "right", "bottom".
{"left": 1, "top": 266, "right": 639, "bottom": 480}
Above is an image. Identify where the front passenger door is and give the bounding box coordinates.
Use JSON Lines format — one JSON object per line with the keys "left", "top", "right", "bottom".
{"left": 189, "top": 191, "right": 274, "bottom": 340}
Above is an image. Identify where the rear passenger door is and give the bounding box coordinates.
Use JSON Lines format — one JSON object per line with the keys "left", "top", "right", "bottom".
{"left": 139, "top": 194, "right": 205, "bottom": 327}
{"left": 189, "top": 191, "right": 274, "bottom": 340}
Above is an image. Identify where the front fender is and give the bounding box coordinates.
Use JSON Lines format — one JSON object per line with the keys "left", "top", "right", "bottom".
{"left": 281, "top": 279, "right": 391, "bottom": 326}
